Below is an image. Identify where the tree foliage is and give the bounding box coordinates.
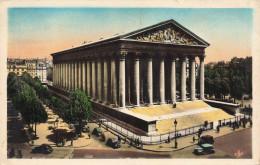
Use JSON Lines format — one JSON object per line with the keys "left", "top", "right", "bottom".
{"left": 21, "top": 72, "right": 47, "bottom": 98}
{"left": 204, "top": 56, "right": 252, "bottom": 100}
{"left": 7, "top": 73, "right": 47, "bottom": 137}
{"left": 64, "top": 89, "right": 92, "bottom": 136}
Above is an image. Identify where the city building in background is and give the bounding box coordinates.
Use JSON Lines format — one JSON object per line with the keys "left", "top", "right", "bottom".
{"left": 7, "top": 58, "right": 53, "bottom": 85}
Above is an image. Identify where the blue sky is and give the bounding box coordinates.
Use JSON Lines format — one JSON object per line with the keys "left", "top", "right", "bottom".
{"left": 8, "top": 8, "right": 253, "bottom": 62}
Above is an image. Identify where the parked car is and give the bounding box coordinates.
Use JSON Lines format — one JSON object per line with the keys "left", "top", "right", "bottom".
{"left": 106, "top": 138, "right": 121, "bottom": 149}
{"left": 198, "top": 135, "right": 214, "bottom": 145}
{"left": 92, "top": 127, "right": 103, "bottom": 137}
{"left": 193, "top": 143, "right": 215, "bottom": 155}
{"left": 82, "top": 125, "right": 90, "bottom": 133}
{"left": 31, "top": 144, "right": 53, "bottom": 154}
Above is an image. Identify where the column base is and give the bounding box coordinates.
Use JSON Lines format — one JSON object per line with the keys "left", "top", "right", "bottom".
{"left": 147, "top": 103, "right": 153, "bottom": 107}
{"left": 159, "top": 102, "right": 165, "bottom": 105}
{"left": 181, "top": 99, "right": 186, "bottom": 102}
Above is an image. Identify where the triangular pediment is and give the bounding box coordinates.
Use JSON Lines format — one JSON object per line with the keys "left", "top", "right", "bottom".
{"left": 121, "top": 19, "right": 209, "bottom": 46}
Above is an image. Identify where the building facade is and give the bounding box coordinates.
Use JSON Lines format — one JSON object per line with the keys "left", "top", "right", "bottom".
{"left": 36, "top": 61, "right": 47, "bottom": 84}
{"left": 7, "top": 61, "right": 27, "bottom": 76}
{"left": 50, "top": 19, "right": 210, "bottom": 133}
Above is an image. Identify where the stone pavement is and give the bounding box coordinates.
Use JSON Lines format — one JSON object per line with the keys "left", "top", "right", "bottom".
{"left": 142, "top": 125, "right": 251, "bottom": 152}
{"left": 25, "top": 103, "right": 251, "bottom": 155}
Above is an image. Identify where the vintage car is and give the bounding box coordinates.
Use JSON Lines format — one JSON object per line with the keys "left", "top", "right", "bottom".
{"left": 106, "top": 138, "right": 121, "bottom": 149}
{"left": 82, "top": 125, "right": 90, "bottom": 133}
{"left": 92, "top": 127, "right": 103, "bottom": 137}
{"left": 54, "top": 130, "right": 78, "bottom": 147}
{"left": 31, "top": 144, "right": 53, "bottom": 154}
{"left": 198, "top": 135, "right": 214, "bottom": 145}
{"left": 193, "top": 143, "right": 215, "bottom": 155}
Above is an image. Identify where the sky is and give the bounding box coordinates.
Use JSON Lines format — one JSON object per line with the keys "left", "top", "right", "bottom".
{"left": 8, "top": 8, "right": 253, "bottom": 63}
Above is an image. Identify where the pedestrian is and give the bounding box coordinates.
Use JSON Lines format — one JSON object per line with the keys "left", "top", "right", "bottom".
{"left": 233, "top": 123, "right": 235, "bottom": 131}
{"left": 250, "top": 120, "right": 252, "bottom": 127}
{"left": 168, "top": 136, "right": 170, "bottom": 143}
{"left": 217, "top": 126, "right": 220, "bottom": 133}
{"left": 192, "top": 136, "right": 195, "bottom": 143}
{"left": 118, "top": 135, "right": 121, "bottom": 143}
{"left": 17, "top": 149, "right": 22, "bottom": 158}
{"left": 88, "top": 133, "right": 91, "bottom": 139}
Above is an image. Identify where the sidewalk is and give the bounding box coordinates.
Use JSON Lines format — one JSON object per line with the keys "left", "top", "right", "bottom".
{"left": 142, "top": 125, "right": 251, "bottom": 152}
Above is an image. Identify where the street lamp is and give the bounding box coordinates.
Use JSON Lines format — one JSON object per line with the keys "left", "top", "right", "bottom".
{"left": 56, "top": 118, "right": 59, "bottom": 129}
{"left": 174, "top": 119, "right": 178, "bottom": 148}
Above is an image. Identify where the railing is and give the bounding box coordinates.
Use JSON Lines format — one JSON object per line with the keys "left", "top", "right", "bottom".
{"left": 94, "top": 114, "right": 213, "bottom": 145}
{"left": 218, "top": 114, "right": 251, "bottom": 128}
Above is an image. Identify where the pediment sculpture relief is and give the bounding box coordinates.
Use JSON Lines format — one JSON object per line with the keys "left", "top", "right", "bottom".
{"left": 131, "top": 26, "right": 199, "bottom": 45}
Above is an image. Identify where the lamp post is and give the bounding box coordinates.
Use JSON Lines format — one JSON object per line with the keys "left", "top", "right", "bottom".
{"left": 56, "top": 118, "right": 59, "bottom": 129}
{"left": 174, "top": 119, "right": 178, "bottom": 148}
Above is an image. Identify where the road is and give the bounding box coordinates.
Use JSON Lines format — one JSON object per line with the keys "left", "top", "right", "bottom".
{"left": 213, "top": 128, "right": 252, "bottom": 158}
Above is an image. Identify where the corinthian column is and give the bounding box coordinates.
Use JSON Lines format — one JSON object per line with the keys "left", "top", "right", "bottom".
{"left": 170, "top": 57, "right": 176, "bottom": 104}
{"left": 58, "top": 63, "right": 60, "bottom": 88}
{"left": 92, "top": 59, "right": 96, "bottom": 100}
{"left": 119, "top": 55, "right": 126, "bottom": 108}
{"left": 62, "top": 63, "right": 65, "bottom": 89}
{"left": 53, "top": 64, "right": 56, "bottom": 87}
{"left": 103, "top": 58, "right": 108, "bottom": 104}
{"left": 82, "top": 61, "right": 86, "bottom": 92}
{"left": 200, "top": 56, "right": 205, "bottom": 100}
{"left": 133, "top": 55, "right": 140, "bottom": 107}
{"left": 190, "top": 56, "right": 196, "bottom": 101}
{"left": 75, "top": 62, "right": 78, "bottom": 89}
{"left": 111, "top": 58, "right": 117, "bottom": 105}
{"left": 147, "top": 55, "right": 153, "bottom": 106}
{"left": 68, "top": 62, "right": 71, "bottom": 91}
{"left": 180, "top": 56, "right": 187, "bottom": 102}
{"left": 97, "top": 59, "right": 102, "bottom": 103}
{"left": 86, "top": 60, "right": 91, "bottom": 97}
{"left": 159, "top": 56, "right": 165, "bottom": 105}
{"left": 71, "top": 62, "right": 75, "bottom": 90}
{"left": 78, "top": 62, "right": 82, "bottom": 90}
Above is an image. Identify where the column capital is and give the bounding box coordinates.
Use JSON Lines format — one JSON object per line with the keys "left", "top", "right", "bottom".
{"left": 117, "top": 51, "right": 127, "bottom": 60}
{"left": 179, "top": 56, "right": 187, "bottom": 61}
{"left": 166, "top": 55, "right": 177, "bottom": 61}
{"left": 199, "top": 55, "right": 205, "bottom": 62}
{"left": 188, "top": 56, "right": 196, "bottom": 61}
{"left": 133, "top": 52, "right": 142, "bottom": 59}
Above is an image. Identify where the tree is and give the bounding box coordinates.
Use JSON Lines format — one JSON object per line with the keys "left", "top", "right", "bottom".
{"left": 220, "top": 78, "right": 230, "bottom": 100}
{"left": 64, "top": 89, "right": 92, "bottom": 137}
{"left": 7, "top": 72, "right": 48, "bottom": 138}
{"left": 230, "top": 76, "right": 245, "bottom": 103}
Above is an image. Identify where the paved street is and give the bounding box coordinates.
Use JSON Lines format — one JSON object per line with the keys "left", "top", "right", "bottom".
{"left": 7, "top": 99, "right": 252, "bottom": 159}
{"left": 72, "top": 149, "right": 170, "bottom": 158}
{"left": 213, "top": 128, "right": 252, "bottom": 158}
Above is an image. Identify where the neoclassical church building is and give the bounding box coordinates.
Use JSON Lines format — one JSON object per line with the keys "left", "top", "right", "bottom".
{"left": 49, "top": 19, "right": 236, "bottom": 137}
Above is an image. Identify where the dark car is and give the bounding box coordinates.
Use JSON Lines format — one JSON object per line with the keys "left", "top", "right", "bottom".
{"left": 31, "top": 144, "right": 53, "bottom": 154}
{"left": 193, "top": 143, "right": 215, "bottom": 155}
{"left": 92, "top": 127, "right": 103, "bottom": 137}
{"left": 198, "top": 135, "right": 214, "bottom": 145}
{"left": 82, "top": 125, "right": 90, "bottom": 133}
{"left": 106, "top": 138, "right": 121, "bottom": 149}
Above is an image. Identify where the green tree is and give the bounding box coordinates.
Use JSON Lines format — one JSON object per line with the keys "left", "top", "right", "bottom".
{"left": 220, "top": 78, "right": 230, "bottom": 100}
{"left": 64, "top": 89, "right": 92, "bottom": 137}
{"left": 230, "top": 76, "right": 245, "bottom": 103}
{"left": 7, "top": 72, "right": 48, "bottom": 138}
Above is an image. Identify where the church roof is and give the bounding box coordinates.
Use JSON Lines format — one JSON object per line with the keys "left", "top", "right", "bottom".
{"left": 52, "top": 19, "right": 210, "bottom": 55}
